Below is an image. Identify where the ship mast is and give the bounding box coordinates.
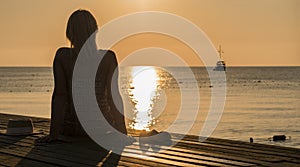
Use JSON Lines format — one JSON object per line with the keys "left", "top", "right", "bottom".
{"left": 218, "top": 45, "right": 224, "bottom": 60}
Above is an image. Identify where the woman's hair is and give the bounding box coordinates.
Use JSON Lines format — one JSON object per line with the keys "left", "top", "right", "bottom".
{"left": 66, "top": 10, "right": 98, "bottom": 51}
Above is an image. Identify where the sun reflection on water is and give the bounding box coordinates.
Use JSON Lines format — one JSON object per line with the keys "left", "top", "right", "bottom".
{"left": 128, "top": 67, "right": 158, "bottom": 131}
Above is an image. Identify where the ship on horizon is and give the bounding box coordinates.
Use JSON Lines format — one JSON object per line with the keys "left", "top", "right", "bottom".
{"left": 213, "top": 45, "right": 226, "bottom": 71}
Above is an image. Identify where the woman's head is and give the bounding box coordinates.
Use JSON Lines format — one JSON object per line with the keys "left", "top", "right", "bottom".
{"left": 66, "top": 10, "right": 98, "bottom": 49}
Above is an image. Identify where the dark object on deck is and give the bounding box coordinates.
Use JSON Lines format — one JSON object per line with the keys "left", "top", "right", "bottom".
{"left": 250, "top": 137, "right": 253, "bottom": 143}
{"left": 273, "top": 135, "right": 286, "bottom": 141}
{"left": 0, "top": 119, "right": 36, "bottom": 136}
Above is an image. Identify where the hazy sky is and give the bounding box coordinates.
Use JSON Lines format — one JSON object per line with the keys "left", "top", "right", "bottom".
{"left": 0, "top": 0, "right": 299, "bottom": 66}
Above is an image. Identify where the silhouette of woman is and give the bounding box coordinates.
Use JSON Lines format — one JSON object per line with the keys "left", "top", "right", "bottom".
{"left": 37, "top": 9, "right": 127, "bottom": 142}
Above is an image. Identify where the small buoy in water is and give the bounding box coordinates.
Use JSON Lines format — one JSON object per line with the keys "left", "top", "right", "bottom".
{"left": 250, "top": 137, "right": 253, "bottom": 143}
{"left": 273, "top": 135, "right": 286, "bottom": 141}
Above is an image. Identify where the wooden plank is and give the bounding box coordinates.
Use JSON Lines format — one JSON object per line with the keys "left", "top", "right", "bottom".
{"left": 174, "top": 138, "right": 300, "bottom": 163}
{"left": 173, "top": 136, "right": 294, "bottom": 158}
{"left": 1, "top": 113, "right": 300, "bottom": 167}
{"left": 0, "top": 134, "right": 290, "bottom": 167}
{"left": 0, "top": 135, "right": 239, "bottom": 166}
{"left": 0, "top": 140, "right": 124, "bottom": 167}
{"left": 177, "top": 133, "right": 300, "bottom": 154}
{"left": 175, "top": 142, "right": 298, "bottom": 166}
{"left": 0, "top": 137, "right": 193, "bottom": 167}
{"left": 0, "top": 152, "right": 57, "bottom": 167}
{"left": 0, "top": 135, "right": 233, "bottom": 167}
{"left": 0, "top": 153, "right": 21, "bottom": 167}
{"left": 152, "top": 144, "right": 271, "bottom": 166}
{"left": 178, "top": 134, "right": 300, "bottom": 156}
{"left": 0, "top": 143, "right": 92, "bottom": 167}
{"left": 276, "top": 162, "right": 300, "bottom": 167}
{"left": 0, "top": 135, "right": 123, "bottom": 166}
{"left": 125, "top": 144, "right": 255, "bottom": 166}
{"left": 122, "top": 149, "right": 232, "bottom": 167}
{"left": 0, "top": 135, "right": 177, "bottom": 167}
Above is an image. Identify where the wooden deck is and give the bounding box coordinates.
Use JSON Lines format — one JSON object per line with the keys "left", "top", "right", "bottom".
{"left": 0, "top": 114, "right": 299, "bottom": 167}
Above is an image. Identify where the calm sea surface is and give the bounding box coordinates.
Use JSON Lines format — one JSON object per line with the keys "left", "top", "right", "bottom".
{"left": 0, "top": 67, "right": 299, "bottom": 148}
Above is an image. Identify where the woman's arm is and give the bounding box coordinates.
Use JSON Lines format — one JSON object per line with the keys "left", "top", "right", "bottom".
{"left": 50, "top": 48, "right": 68, "bottom": 138}
{"left": 107, "top": 51, "right": 127, "bottom": 134}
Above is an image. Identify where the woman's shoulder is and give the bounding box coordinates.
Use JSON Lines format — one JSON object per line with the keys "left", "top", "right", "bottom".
{"left": 98, "top": 49, "right": 117, "bottom": 60}
{"left": 55, "top": 47, "right": 71, "bottom": 56}
{"left": 54, "top": 47, "right": 72, "bottom": 62}
{"left": 98, "top": 49, "right": 116, "bottom": 56}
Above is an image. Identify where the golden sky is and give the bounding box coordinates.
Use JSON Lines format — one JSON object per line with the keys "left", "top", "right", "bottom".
{"left": 0, "top": 0, "right": 299, "bottom": 66}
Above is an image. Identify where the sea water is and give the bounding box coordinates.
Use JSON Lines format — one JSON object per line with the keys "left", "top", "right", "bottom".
{"left": 0, "top": 66, "right": 299, "bottom": 148}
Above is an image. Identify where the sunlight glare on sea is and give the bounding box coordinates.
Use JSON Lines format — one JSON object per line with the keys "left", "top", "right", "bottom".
{"left": 128, "top": 66, "right": 159, "bottom": 131}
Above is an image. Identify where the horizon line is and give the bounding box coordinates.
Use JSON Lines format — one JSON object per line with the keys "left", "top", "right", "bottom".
{"left": 0, "top": 65, "right": 300, "bottom": 68}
